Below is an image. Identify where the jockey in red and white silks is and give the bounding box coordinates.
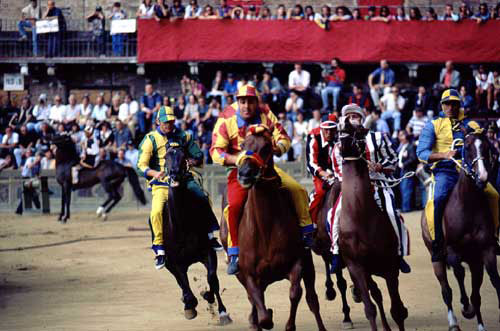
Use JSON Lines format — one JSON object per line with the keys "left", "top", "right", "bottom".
{"left": 328, "top": 104, "right": 410, "bottom": 273}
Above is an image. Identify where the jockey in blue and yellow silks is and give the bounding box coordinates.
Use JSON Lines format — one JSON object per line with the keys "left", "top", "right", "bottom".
{"left": 136, "top": 106, "right": 222, "bottom": 270}
{"left": 417, "top": 89, "right": 500, "bottom": 262}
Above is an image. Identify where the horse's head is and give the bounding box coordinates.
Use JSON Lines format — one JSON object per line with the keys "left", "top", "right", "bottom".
{"left": 165, "top": 143, "right": 187, "bottom": 188}
{"left": 463, "top": 129, "right": 493, "bottom": 189}
{"left": 237, "top": 125, "right": 274, "bottom": 188}
{"left": 338, "top": 117, "right": 369, "bottom": 161}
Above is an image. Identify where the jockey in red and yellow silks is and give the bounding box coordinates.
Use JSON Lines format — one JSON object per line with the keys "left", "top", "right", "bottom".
{"left": 210, "top": 84, "right": 314, "bottom": 275}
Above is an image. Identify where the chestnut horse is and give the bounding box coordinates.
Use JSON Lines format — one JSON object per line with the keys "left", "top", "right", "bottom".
{"left": 220, "top": 127, "right": 326, "bottom": 331}
{"left": 312, "top": 179, "right": 354, "bottom": 329}
{"left": 421, "top": 131, "right": 500, "bottom": 331}
{"left": 338, "top": 119, "right": 408, "bottom": 331}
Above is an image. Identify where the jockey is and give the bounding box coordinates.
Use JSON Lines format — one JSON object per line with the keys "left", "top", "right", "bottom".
{"left": 136, "top": 106, "right": 222, "bottom": 270}
{"left": 72, "top": 125, "right": 99, "bottom": 184}
{"left": 306, "top": 114, "right": 338, "bottom": 224}
{"left": 210, "top": 84, "right": 315, "bottom": 275}
{"left": 416, "top": 88, "right": 500, "bottom": 263}
{"left": 330, "top": 104, "right": 411, "bottom": 274}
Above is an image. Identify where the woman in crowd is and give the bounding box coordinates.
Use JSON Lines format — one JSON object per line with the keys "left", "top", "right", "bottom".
{"left": 409, "top": 7, "right": 422, "bottom": 21}
{"left": 372, "top": 5, "right": 391, "bottom": 22}
{"left": 352, "top": 8, "right": 362, "bottom": 20}
{"left": 288, "top": 4, "right": 304, "bottom": 20}
{"left": 200, "top": 4, "right": 218, "bottom": 19}
{"left": 137, "top": 0, "right": 155, "bottom": 19}
{"left": 424, "top": 7, "right": 438, "bottom": 21}
{"left": 258, "top": 6, "right": 272, "bottom": 20}
{"left": 394, "top": 6, "right": 409, "bottom": 21}
{"left": 304, "top": 6, "right": 315, "bottom": 21}
{"left": 273, "top": 4, "right": 287, "bottom": 20}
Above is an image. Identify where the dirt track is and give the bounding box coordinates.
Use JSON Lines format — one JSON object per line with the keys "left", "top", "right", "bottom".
{"left": 1, "top": 209, "right": 499, "bottom": 331}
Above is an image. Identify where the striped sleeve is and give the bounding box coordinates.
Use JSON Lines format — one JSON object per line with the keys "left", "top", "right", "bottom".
{"left": 378, "top": 133, "right": 397, "bottom": 170}
{"left": 267, "top": 111, "right": 291, "bottom": 155}
{"left": 209, "top": 117, "right": 230, "bottom": 166}
{"left": 305, "top": 132, "right": 322, "bottom": 177}
{"left": 331, "top": 143, "right": 343, "bottom": 179}
{"left": 416, "top": 121, "right": 436, "bottom": 163}
{"left": 136, "top": 134, "right": 153, "bottom": 177}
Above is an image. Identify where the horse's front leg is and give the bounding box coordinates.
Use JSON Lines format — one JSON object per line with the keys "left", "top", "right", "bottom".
{"left": 285, "top": 260, "right": 303, "bottom": 331}
{"left": 202, "top": 250, "right": 232, "bottom": 325}
{"left": 336, "top": 267, "right": 353, "bottom": 329}
{"left": 432, "top": 261, "right": 459, "bottom": 331}
{"left": 322, "top": 254, "right": 336, "bottom": 301}
{"left": 469, "top": 260, "right": 485, "bottom": 331}
{"left": 166, "top": 264, "right": 198, "bottom": 320}
{"left": 302, "top": 250, "right": 327, "bottom": 331}
{"left": 346, "top": 261, "right": 378, "bottom": 331}
{"left": 483, "top": 246, "right": 500, "bottom": 326}
{"left": 244, "top": 276, "right": 272, "bottom": 330}
{"left": 452, "top": 263, "right": 474, "bottom": 319}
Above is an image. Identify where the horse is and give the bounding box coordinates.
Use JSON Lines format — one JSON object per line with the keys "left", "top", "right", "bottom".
{"left": 162, "top": 145, "right": 231, "bottom": 325}
{"left": 51, "top": 134, "right": 146, "bottom": 223}
{"left": 220, "top": 127, "right": 326, "bottom": 331}
{"left": 312, "top": 179, "right": 354, "bottom": 329}
{"left": 421, "top": 131, "right": 500, "bottom": 331}
{"left": 338, "top": 119, "right": 408, "bottom": 331}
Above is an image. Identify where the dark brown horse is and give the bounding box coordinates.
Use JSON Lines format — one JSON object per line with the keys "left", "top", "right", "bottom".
{"left": 312, "top": 179, "right": 354, "bottom": 329}
{"left": 338, "top": 119, "right": 408, "bottom": 331}
{"left": 421, "top": 131, "right": 500, "bottom": 331}
{"left": 220, "top": 127, "right": 326, "bottom": 331}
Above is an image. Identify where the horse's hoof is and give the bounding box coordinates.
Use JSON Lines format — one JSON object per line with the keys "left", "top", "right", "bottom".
{"left": 101, "top": 213, "right": 108, "bottom": 221}
{"left": 96, "top": 206, "right": 104, "bottom": 217}
{"left": 218, "top": 311, "right": 233, "bottom": 326}
{"left": 461, "top": 304, "right": 475, "bottom": 319}
{"left": 326, "top": 287, "right": 337, "bottom": 301}
{"left": 342, "top": 321, "right": 354, "bottom": 329}
{"left": 259, "top": 309, "right": 273, "bottom": 330}
{"left": 449, "top": 326, "right": 461, "bottom": 331}
{"left": 350, "top": 285, "right": 362, "bottom": 303}
{"left": 184, "top": 308, "right": 197, "bottom": 320}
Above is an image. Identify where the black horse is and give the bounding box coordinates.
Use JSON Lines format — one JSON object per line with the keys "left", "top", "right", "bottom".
{"left": 162, "top": 145, "right": 231, "bottom": 324}
{"left": 51, "top": 134, "right": 146, "bottom": 223}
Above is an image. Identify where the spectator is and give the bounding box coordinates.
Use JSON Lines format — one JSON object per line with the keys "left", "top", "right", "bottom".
{"left": 65, "top": 94, "right": 81, "bottom": 129}
{"left": 0, "top": 154, "right": 16, "bottom": 171}
{"left": 21, "top": 148, "right": 41, "bottom": 177}
{"left": 293, "top": 112, "right": 308, "bottom": 140}
{"left": 259, "top": 71, "right": 283, "bottom": 107}
{"left": 222, "top": 73, "right": 238, "bottom": 107}
{"left": 380, "top": 85, "right": 405, "bottom": 136}
{"left": 108, "top": 94, "right": 121, "bottom": 122}
{"left": 153, "top": 0, "right": 169, "bottom": 21}
{"left": 49, "top": 95, "right": 66, "bottom": 125}
{"left": 230, "top": 6, "right": 244, "bottom": 20}
{"left": 33, "top": 94, "right": 50, "bottom": 131}
{"left": 475, "top": 64, "right": 493, "bottom": 110}
{"left": 43, "top": 0, "right": 66, "bottom": 57}
{"left": 304, "top": 6, "right": 315, "bottom": 21}
{"left": 414, "top": 86, "right": 431, "bottom": 111}
{"left": 137, "top": 0, "right": 155, "bottom": 19}
{"left": 424, "top": 7, "right": 438, "bottom": 21}
{"left": 331, "top": 6, "right": 352, "bottom": 21}
{"left": 217, "top": 0, "right": 231, "bottom": 19}
{"left": 115, "top": 148, "right": 133, "bottom": 167}
{"left": 200, "top": 4, "right": 218, "bottom": 19}
{"left": 285, "top": 91, "right": 303, "bottom": 122}
{"left": 459, "top": 85, "right": 475, "bottom": 113}
{"left": 139, "top": 83, "right": 162, "bottom": 134}
{"left": 393, "top": 6, "right": 408, "bottom": 21}
{"left": 371, "top": 109, "right": 390, "bottom": 134}
{"left": 273, "top": 4, "right": 287, "bottom": 20}
{"left": 118, "top": 93, "right": 138, "bottom": 136}
{"left": 195, "top": 122, "right": 212, "bottom": 163}
{"left": 207, "top": 70, "right": 224, "bottom": 101}
{"left": 321, "top": 57, "right": 346, "bottom": 112}
{"left": 372, "top": 5, "right": 391, "bottom": 22}
{"left": 0, "top": 127, "right": 19, "bottom": 158}
{"left": 368, "top": 59, "right": 395, "bottom": 106}
{"left": 92, "top": 95, "right": 109, "bottom": 122}
{"left": 409, "top": 7, "right": 422, "bottom": 20}
{"left": 474, "top": 3, "right": 490, "bottom": 23}
{"left": 307, "top": 109, "right": 321, "bottom": 132}
{"left": 246, "top": 6, "right": 258, "bottom": 20}
{"left": 95, "top": 147, "right": 109, "bottom": 165}
{"left": 440, "top": 4, "right": 459, "bottom": 21}
{"left": 202, "top": 98, "right": 220, "bottom": 126}
{"left": 79, "top": 94, "right": 93, "bottom": 127}
{"left": 491, "top": 69, "right": 500, "bottom": 111}
{"left": 197, "top": 96, "right": 208, "bottom": 120}
{"left": 258, "top": 6, "right": 272, "bottom": 20}
{"left": 184, "top": 95, "right": 200, "bottom": 128}
{"left": 87, "top": 6, "right": 106, "bottom": 56}
{"left": 185, "top": 0, "right": 202, "bottom": 19}
{"left": 35, "top": 122, "right": 53, "bottom": 152}
{"left": 365, "top": 6, "right": 377, "bottom": 20}
{"left": 170, "top": 0, "right": 185, "bottom": 18}
{"left": 13, "top": 125, "right": 37, "bottom": 166}
{"left": 97, "top": 121, "right": 114, "bottom": 155}
{"left": 438, "top": 60, "right": 461, "bottom": 90}
{"left": 314, "top": 5, "right": 332, "bottom": 29}
{"left": 18, "top": 0, "right": 40, "bottom": 56}
{"left": 288, "top": 63, "right": 310, "bottom": 96}
{"left": 70, "top": 123, "right": 84, "bottom": 152}
{"left": 125, "top": 140, "right": 138, "bottom": 166}
{"left": 113, "top": 119, "right": 132, "bottom": 151}
{"left": 190, "top": 77, "right": 205, "bottom": 99}
{"left": 109, "top": 2, "right": 127, "bottom": 57}
{"left": 174, "top": 95, "right": 186, "bottom": 119}
{"left": 397, "top": 130, "right": 418, "bottom": 212}
{"left": 348, "top": 84, "right": 372, "bottom": 112}
{"left": 406, "top": 108, "right": 429, "bottom": 140}
{"left": 458, "top": 2, "right": 473, "bottom": 20}
{"left": 41, "top": 149, "right": 56, "bottom": 170}
{"left": 288, "top": 4, "right": 304, "bottom": 20}
{"left": 494, "top": 3, "right": 500, "bottom": 20}
{"left": 10, "top": 96, "right": 35, "bottom": 131}
{"left": 352, "top": 8, "right": 362, "bottom": 20}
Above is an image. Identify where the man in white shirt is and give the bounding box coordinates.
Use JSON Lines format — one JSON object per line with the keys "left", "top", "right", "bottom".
{"left": 0, "top": 127, "right": 20, "bottom": 159}
{"left": 64, "top": 94, "right": 81, "bottom": 128}
{"left": 379, "top": 86, "right": 405, "bottom": 137}
{"left": 92, "top": 95, "right": 109, "bottom": 122}
{"left": 18, "top": 0, "right": 40, "bottom": 56}
{"left": 285, "top": 91, "right": 303, "bottom": 122}
{"left": 125, "top": 141, "right": 138, "bottom": 167}
{"left": 288, "top": 63, "right": 310, "bottom": 94}
{"left": 118, "top": 93, "right": 139, "bottom": 137}
{"left": 185, "top": 0, "right": 202, "bottom": 18}
{"left": 49, "top": 95, "right": 67, "bottom": 125}
{"left": 33, "top": 94, "right": 51, "bottom": 132}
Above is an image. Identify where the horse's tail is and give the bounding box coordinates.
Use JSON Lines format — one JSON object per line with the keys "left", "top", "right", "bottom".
{"left": 126, "top": 167, "right": 147, "bottom": 205}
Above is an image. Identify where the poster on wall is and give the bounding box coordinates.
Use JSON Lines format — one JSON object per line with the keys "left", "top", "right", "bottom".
{"left": 111, "top": 19, "right": 137, "bottom": 35}
{"left": 36, "top": 18, "right": 59, "bottom": 34}
{"left": 3, "top": 74, "right": 25, "bottom": 91}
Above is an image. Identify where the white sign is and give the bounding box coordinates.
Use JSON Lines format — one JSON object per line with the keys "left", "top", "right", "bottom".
{"left": 111, "top": 19, "right": 137, "bottom": 35}
{"left": 36, "top": 19, "right": 59, "bottom": 34}
{"left": 3, "top": 74, "right": 25, "bottom": 91}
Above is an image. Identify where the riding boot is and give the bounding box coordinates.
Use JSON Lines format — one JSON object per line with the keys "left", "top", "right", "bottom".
{"left": 208, "top": 232, "right": 223, "bottom": 251}
{"left": 302, "top": 231, "right": 314, "bottom": 249}
{"left": 155, "top": 254, "right": 166, "bottom": 270}
{"left": 227, "top": 255, "right": 239, "bottom": 275}
{"left": 329, "top": 254, "right": 341, "bottom": 274}
{"left": 399, "top": 257, "right": 411, "bottom": 273}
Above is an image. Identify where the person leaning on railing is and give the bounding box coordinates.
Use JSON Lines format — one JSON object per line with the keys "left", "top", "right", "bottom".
{"left": 43, "top": 0, "right": 66, "bottom": 57}
{"left": 18, "top": 0, "right": 41, "bottom": 56}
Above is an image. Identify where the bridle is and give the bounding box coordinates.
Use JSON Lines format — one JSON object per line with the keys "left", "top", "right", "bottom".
{"left": 238, "top": 149, "right": 278, "bottom": 181}
{"left": 450, "top": 133, "right": 488, "bottom": 184}
{"left": 339, "top": 132, "right": 366, "bottom": 162}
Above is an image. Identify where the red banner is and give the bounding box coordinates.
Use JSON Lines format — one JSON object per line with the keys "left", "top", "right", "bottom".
{"left": 137, "top": 20, "right": 500, "bottom": 64}
{"left": 227, "top": 0, "right": 263, "bottom": 8}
